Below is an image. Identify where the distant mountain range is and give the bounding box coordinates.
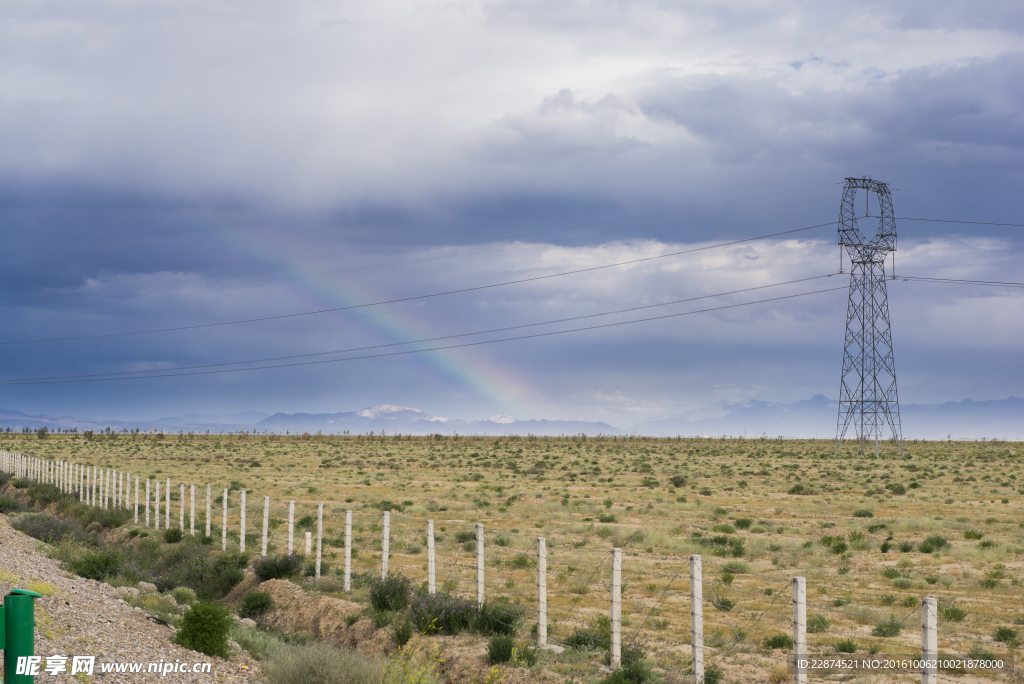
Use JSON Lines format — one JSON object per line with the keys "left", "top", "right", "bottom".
{"left": 0, "top": 404, "right": 624, "bottom": 436}
{"left": 636, "top": 395, "right": 1024, "bottom": 440}
{"left": 0, "top": 396, "right": 1019, "bottom": 439}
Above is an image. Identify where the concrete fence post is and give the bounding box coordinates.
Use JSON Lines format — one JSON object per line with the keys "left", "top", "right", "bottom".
{"left": 206, "top": 485, "right": 212, "bottom": 538}
{"left": 304, "top": 531, "right": 312, "bottom": 556}
{"left": 344, "top": 510, "right": 353, "bottom": 592}
{"left": 476, "top": 522, "right": 485, "bottom": 607}
{"left": 145, "top": 479, "right": 151, "bottom": 527}
{"left": 611, "top": 547, "right": 622, "bottom": 667}
{"left": 125, "top": 472, "right": 131, "bottom": 509}
{"left": 922, "top": 597, "right": 937, "bottom": 684}
{"left": 287, "top": 501, "right": 295, "bottom": 555}
{"left": 165, "top": 478, "right": 170, "bottom": 529}
{"left": 134, "top": 477, "right": 139, "bottom": 524}
{"left": 262, "top": 496, "right": 270, "bottom": 557}
{"left": 793, "top": 577, "right": 807, "bottom": 684}
{"left": 381, "top": 512, "right": 390, "bottom": 579}
{"left": 691, "top": 554, "right": 704, "bottom": 684}
{"left": 115, "top": 470, "right": 120, "bottom": 508}
{"left": 155, "top": 479, "right": 161, "bottom": 530}
{"left": 179, "top": 483, "right": 185, "bottom": 530}
{"left": 315, "top": 502, "right": 323, "bottom": 580}
{"left": 538, "top": 536, "right": 547, "bottom": 648}
{"left": 222, "top": 488, "right": 229, "bottom": 551}
{"left": 427, "top": 520, "right": 436, "bottom": 594}
{"left": 240, "top": 490, "right": 247, "bottom": 552}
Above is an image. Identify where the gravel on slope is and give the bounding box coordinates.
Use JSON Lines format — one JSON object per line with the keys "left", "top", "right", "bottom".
{"left": 0, "top": 514, "right": 260, "bottom": 683}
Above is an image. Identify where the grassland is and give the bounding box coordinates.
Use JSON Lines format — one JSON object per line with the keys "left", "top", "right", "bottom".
{"left": 6, "top": 432, "right": 1024, "bottom": 683}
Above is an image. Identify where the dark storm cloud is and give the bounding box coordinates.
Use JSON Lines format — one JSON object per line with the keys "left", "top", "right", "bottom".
{"left": 0, "top": 1, "right": 1021, "bottom": 426}
{"left": 637, "top": 54, "right": 1024, "bottom": 168}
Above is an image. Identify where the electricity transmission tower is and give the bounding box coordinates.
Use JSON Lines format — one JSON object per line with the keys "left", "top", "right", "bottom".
{"left": 834, "top": 178, "right": 904, "bottom": 458}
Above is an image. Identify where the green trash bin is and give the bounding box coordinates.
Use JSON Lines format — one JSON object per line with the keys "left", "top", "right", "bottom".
{"left": 2, "top": 588, "right": 43, "bottom": 683}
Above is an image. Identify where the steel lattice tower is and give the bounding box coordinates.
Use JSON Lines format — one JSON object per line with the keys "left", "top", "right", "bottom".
{"left": 834, "top": 178, "right": 904, "bottom": 458}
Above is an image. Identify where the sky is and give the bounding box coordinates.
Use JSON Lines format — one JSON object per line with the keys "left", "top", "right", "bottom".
{"left": 0, "top": 0, "right": 1021, "bottom": 430}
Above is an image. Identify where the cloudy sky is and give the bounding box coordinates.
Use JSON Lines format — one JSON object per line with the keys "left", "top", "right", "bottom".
{"left": 0, "top": 0, "right": 1021, "bottom": 428}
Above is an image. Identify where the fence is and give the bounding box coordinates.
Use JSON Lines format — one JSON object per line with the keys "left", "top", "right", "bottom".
{"left": 1, "top": 449, "right": 1020, "bottom": 683}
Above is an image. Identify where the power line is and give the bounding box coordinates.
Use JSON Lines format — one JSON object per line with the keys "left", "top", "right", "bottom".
{"left": 897, "top": 217, "right": 1024, "bottom": 228}
{"left": 0, "top": 221, "right": 834, "bottom": 346}
{"left": 898, "top": 275, "right": 1024, "bottom": 288}
{"left": 0, "top": 286, "right": 846, "bottom": 385}
{"left": 0, "top": 183, "right": 841, "bottom": 306}
{"left": 3, "top": 275, "right": 838, "bottom": 383}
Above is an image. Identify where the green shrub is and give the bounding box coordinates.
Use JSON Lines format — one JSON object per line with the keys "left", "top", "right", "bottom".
{"left": 703, "top": 667, "right": 723, "bottom": 684}
{"left": 734, "top": 518, "right": 753, "bottom": 530}
{"left": 475, "top": 598, "right": 524, "bottom": 636}
{"left": 171, "top": 587, "right": 197, "bottom": 605}
{"left": 26, "top": 483, "right": 65, "bottom": 506}
{"left": 723, "top": 561, "right": 750, "bottom": 574}
{"left": 164, "top": 528, "right": 184, "bottom": 543}
{"left": 261, "top": 642, "right": 382, "bottom": 684}
{"left": 918, "top": 536, "right": 948, "bottom": 553}
{"left": 494, "top": 534, "right": 511, "bottom": 547}
{"left": 10, "top": 512, "right": 86, "bottom": 544}
{"left": 393, "top": 620, "right": 413, "bottom": 647}
{"left": 598, "top": 513, "right": 617, "bottom": 523}
{"left": 712, "top": 596, "right": 734, "bottom": 612}
{"left": 807, "top": 614, "right": 831, "bottom": 633}
{"left": 68, "top": 549, "right": 123, "bottom": 580}
{"left": 711, "top": 524, "right": 735, "bottom": 534}
{"left": 408, "top": 590, "right": 476, "bottom": 634}
{"left": 964, "top": 529, "right": 983, "bottom": 540}
{"left": 368, "top": 573, "right": 412, "bottom": 612}
{"left": 367, "top": 608, "right": 392, "bottom": 629}
{"left": 195, "top": 552, "right": 248, "bottom": 601}
{"left": 254, "top": 554, "right": 304, "bottom": 581}
{"left": 454, "top": 530, "right": 476, "bottom": 543}
{"left": 835, "top": 639, "right": 857, "bottom": 653}
{"left": 967, "top": 645, "right": 996, "bottom": 661}
{"left": 566, "top": 616, "right": 611, "bottom": 650}
{"left": 175, "top": 602, "right": 232, "bottom": 658}
{"left": 762, "top": 634, "right": 793, "bottom": 650}
{"left": 602, "top": 660, "right": 652, "bottom": 683}
{"left": 872, "top": 616, "right": 902, "bottom": 637}
{"left": 994, "top": 626, "right": 1019, "bottom": 647}
{"left": 852, "top": 509, "right": 874, "bottom": 518}
{"left": 515, "top": 645, "right": 538, "bottom": 667}
{"left": 486, "top": 635, "right": 515, "bottom": 664}
{"left": 0, "top": 495, "right": 24, "bottom": 513}
{"left": 239, "top": 590, "right": 274, "bottom": 619}
{"left": 939, "top": 604, "right": 966, "bottom": 622}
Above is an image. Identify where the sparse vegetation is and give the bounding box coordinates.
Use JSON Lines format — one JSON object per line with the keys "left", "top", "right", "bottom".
{"left": 3, "top": 432, "right": 1023, "bottom": 684}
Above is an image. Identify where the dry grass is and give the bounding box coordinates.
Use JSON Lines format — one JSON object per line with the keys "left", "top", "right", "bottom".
{"left": 7, "top": 433, "right": 1024, "bottom": 682}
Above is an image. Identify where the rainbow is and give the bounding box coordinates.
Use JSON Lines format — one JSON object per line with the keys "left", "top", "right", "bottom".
{"left": 212, "top": 234, "right": 534, "bottom": 417}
